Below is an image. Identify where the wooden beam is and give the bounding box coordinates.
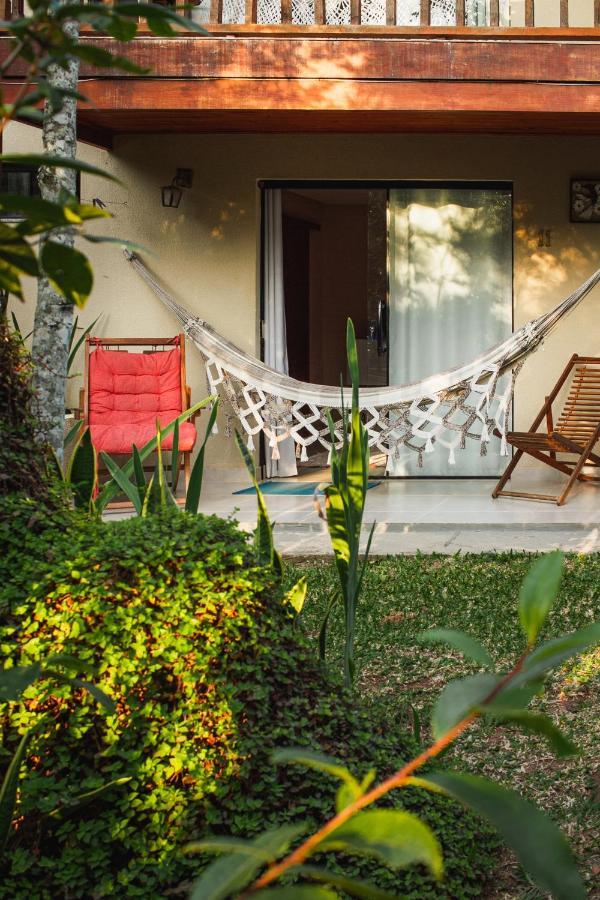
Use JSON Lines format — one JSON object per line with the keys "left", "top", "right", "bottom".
{"left": 209, "top": 0, "right": 223, "bottom": 24}
{"left": 245, "top": 0, "right": 257, "bottom": 24}
{"left": 595, "top": 0, "right": 600, "bottom": 27}
{"left": 559, "top": 0, "right": 568, "bottom": 27}
{"left": 386, "top": 0, "right": 395, "bottom": 26}
{"left": 489, "top": 0, "right": 499, "bottom": 27}
{"left": 76, "top": 107, "right": 600, "bottom": 136}
{"left": 315, "top": 0, "right": 325, "bottom": 25}
{"left": 351, "top": 0, "right": 360, "bottom": 25}
{"left": 455, "top": 0, "right": 465, "bottom": 26}
{"left": 420, "top": 0, "right": 430, "bottom": 26}
{"left": 525, "top": 0, "right": 534, "bottom": 27}
{"left": 14, "top": 35, "right": 595, "bottom": 84}
{"left": 69, "top": 78, "right": 600, "bottom": 116}
{"left": 281, "top": 0, "right": 292, "bottom": 24}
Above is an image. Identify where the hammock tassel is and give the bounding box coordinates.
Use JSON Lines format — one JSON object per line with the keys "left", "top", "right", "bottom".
{"left": 501, "top": 433, "right": 509, "bottom": 457}
{"left": 327, "top": 448, "right": 332, "bottom": 465}
{"left": 246, "top": 434, "right": 254, "bottom": 452}
{"left": 271, "top": 442, "right": 280, "bottom": 461}
{"left": 448, "top": 446, "right": 456, "bottom": 466}
{"left": 425, "top": 435, "right": 435, "bottom": 454}
{"left": 480, "top": 422, "right": 490, "bottom": 443}
{"left": 300, "top": 444, "right": 308, "bottom": 463}
{"left": 418, "top": 451, "right": 424, "bottom": 469}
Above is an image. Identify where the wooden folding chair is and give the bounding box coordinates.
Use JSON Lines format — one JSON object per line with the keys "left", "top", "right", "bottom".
{"left": 492, "top": 354, "right": 600, "bottom": 505}
{"left": 78, "top": 334, "right": 198, "bottom": 506}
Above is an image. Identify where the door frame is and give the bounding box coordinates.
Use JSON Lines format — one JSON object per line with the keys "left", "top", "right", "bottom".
{"left": 258, "top": 179, "right": 515, "bottom": 479}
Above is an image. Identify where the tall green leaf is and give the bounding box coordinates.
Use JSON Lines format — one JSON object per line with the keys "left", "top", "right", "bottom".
{"left": 66, "top": 426, "right": 97, "bottom": 510}
{"left": 99, "top": 452, "right": 142, "bottom": 515}
{"left": 170, "top": 419, "right": 180, "bottom": 492}
{"left": 519, "top": 552, "right": 564, "bottom": 645}
{"left": 235, "top": 430, "right": 282, "bottom": 576}
{"left": 0, "top": 730, "right": 31, "bottom": 854}
{"left": 185, "top": 401, "right": 219, "bottom": 514}
{"left": 319, "top": 809, "right": 443, "bottom": 881}
{"left": 188, "top": 825, "right": 306, "bottom": 900}
{"left": 420, "top": 772, "right": 585, "bottom": 900}
{"left": 96, "top": 399, "right": 212, "bottom": 510}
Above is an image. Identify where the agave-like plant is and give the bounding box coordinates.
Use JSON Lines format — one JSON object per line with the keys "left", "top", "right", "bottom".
{"left": 315, "top": 319, "right": 375, "bottom": 689}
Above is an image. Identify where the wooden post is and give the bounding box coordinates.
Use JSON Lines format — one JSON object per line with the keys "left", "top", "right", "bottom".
{"left": 559, "top": 0, "right": 568, "bottom": 26}
{"left": 281, "top": 0, "right": 292, "bottom": 24}
{"left": 350, "top": 0, "right": 360, "bottom": 24}
{"left": 489, "top": 0, "right": 499, "bottom": 26}
{"left": 455, "top": 0, "right": 465, "bottom": 25}
{"left": 209, "top": 0, "right": 223, "bottom": 24}
{"left": 420, "top": 0, "right": 430, "bottom": 26}
{"left": 595, "top": 0, "right": 599, "bottom": 27}
{"left": 386, "top": 0, "right": 395, "bottom": 25}
{"left": 245, "top": 0, "right": 258, "bottom": 23}
{"left": 524, "top": 0, "right": 534, "bottom": 26}
{"left": 314, "top": 0, "right": 325, "bottom": 25}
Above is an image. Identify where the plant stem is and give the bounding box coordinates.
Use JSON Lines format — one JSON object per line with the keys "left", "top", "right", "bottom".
{"left": 249, "top": 652, "right": 530, "bottom": 893}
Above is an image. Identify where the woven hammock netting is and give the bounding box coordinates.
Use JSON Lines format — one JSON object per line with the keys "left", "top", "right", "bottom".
{"left": 192, "top": 0, "right": 511, "bottom": 26}
{"left": 126, "top": 253, "right": 600, "bottom": 471}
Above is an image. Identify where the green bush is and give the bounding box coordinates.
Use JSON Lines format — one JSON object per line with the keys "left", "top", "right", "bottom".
{"left": 0, "top": 506, "right": 497, "bottom": 898}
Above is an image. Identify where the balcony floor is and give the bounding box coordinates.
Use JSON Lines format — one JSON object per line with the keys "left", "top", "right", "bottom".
{"left": 105, "top": 469, "right": 600, "bottom": 555}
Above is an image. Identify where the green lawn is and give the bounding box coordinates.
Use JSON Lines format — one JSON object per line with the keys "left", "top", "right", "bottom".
{"left": 286, "top": 553, "right": 600, "bottom": 899}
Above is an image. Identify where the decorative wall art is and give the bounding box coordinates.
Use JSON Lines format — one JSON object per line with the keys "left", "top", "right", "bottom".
{"left": 571, "top": 179, "right": 600, "bottom": 223}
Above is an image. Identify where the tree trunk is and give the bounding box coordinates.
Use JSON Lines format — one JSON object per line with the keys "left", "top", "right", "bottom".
{"left": 31, "top": 18, "right": 80, "bottom": 461}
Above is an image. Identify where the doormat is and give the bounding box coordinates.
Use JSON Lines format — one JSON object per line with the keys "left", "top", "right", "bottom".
{"left": 233, "top": 481, "right": 381, "bottom": 496}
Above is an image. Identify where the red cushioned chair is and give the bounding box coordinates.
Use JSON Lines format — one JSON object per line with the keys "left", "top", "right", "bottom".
{"left": 78, "top": 334, "right": 198, "bottom": 504}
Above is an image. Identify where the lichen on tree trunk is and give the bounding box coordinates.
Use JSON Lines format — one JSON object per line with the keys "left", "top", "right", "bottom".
{"left": 31, "top": 18, "right": 80, "bottom": 461}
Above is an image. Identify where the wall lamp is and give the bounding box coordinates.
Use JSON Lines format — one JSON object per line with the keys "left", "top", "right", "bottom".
{"left": 161, "top": 168, "right": 193, "bottom": 208}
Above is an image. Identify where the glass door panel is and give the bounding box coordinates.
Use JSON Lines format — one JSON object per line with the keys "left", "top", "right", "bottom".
{"left": 386, "top": 185, "right": 513, "bottom": 477}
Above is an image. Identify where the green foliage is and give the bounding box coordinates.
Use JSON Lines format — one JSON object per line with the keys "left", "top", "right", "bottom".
{"left": 0, "top": 0, "right": 205, "bottom": 302}
{"left": 318, "top": 320, "right": 375, "bottom": 688}
{"left": 192, "top": 554, "right": 596, "bottom": 900}
{"left": 0, "top": 318, "right": 56, "bottom": 498}
{"left": 518, "top": 551, "right": 564, "bottom": 646}
{"left": 235, "top": 429, "right": 283, "bottom": 576}
{"left": 0, "top": 507, "right": 495, "bottom": 898}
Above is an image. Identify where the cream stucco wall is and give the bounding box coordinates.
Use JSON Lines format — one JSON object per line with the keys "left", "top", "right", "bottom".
{"left": 6, "top": 123, "right": 600, "bottom": 475}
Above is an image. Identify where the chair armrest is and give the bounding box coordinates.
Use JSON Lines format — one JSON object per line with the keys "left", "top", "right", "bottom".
{"left": 545, "top": 396, "right": 554, "bottom": 434}
{"left": 78, "top": 388, "right": 85, "bottom": 422}
{"left": 186, "top": 386, "right": 200, "bottom": 421}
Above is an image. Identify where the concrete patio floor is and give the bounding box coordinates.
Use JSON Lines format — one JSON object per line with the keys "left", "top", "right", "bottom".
{"left": 195, "top": 468, "right": 600, "bottom": 555}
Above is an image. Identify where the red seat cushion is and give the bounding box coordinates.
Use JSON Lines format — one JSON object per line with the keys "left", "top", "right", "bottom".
{"left": 88, "top": 346, "right": 197, "bottom": 455}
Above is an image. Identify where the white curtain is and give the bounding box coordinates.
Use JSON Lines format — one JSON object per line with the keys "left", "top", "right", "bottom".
{"left": 388, "top": 186, "right": 513, "bottom": 477}
{"left": 263, "top": 188, "right": 298, "bottom": 477}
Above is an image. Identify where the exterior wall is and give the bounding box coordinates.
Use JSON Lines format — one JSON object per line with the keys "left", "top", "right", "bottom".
{"left": 6, "top": 122, "right": 600, "bottom": 475}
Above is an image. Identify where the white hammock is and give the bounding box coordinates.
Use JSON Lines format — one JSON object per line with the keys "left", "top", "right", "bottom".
{"left": 126, "top": 252, "right": 600, "bottom": 470}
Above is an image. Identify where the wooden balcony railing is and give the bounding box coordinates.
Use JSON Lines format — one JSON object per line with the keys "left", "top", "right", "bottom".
{"left": 202, "top": 0, "right": 600, "bottom": 27}
{"left": 2, "top": 0, "right": 599, "bottom": 27}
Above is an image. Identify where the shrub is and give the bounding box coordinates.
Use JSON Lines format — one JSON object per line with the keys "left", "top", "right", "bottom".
{"left": 0, "top": 508, "right": 497, "bottom": 898}
{"left": 0, "top": 319, "right": 52, "bottom": 499}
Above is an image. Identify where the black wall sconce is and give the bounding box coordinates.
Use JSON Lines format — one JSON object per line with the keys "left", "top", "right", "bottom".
{"left": 161, "top": 168, "right": 193, "bottom": 208}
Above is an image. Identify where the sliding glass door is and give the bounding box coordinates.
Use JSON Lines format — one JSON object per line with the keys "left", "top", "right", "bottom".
{"left": 386, "top": 185, "right": 513, "bottom": 476}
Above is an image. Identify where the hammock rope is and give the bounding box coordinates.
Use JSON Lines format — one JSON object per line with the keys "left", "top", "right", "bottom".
{"left": 125, "top": 252, "right": 600, "bottom": 469}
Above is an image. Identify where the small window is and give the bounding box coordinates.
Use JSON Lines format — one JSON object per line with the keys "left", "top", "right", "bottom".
{"left": 1, "top": 164, "right": 81, "bottom": 220}
{"left": 1, "top": 164, "right": 41, "bottom": 199}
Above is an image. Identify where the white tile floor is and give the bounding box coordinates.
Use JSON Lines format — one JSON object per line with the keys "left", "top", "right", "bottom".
{"left": 194, "top": 468, "right": 600, "bottom": 555}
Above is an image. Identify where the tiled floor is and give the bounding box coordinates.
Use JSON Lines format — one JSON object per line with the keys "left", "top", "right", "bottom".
{"left": 194, "top": 468, "right": 600, "bottom": 555}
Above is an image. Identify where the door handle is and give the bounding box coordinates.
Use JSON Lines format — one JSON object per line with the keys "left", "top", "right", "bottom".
{"left": 376, "top": 299, "right": 388, "bottom": 356}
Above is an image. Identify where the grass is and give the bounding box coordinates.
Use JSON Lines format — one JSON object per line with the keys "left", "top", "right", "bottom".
{"left": 285, "top": 553, "right": 600, "bottom": 899}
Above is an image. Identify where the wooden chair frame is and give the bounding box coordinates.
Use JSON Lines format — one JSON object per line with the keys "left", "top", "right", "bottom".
{"left": 492, "top": 354, "right": 600, "bottom": 505}
{"left": 78, "top": 334, "right": 196, "bottom": 507}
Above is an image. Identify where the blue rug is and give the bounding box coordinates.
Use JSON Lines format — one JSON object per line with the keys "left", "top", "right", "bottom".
{"left": 233, "top": 481, "right": 381, "bottom": 496}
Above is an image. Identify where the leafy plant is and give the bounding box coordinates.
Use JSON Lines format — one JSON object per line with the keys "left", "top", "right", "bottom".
{"left": 0, "top": 656, "right": 114, "bottom": 857}
{"left": 0, "top": 507, "right": 493, "bottom": 898}
{"left": 315, "top": 319, "right": 375, "bottom": 688}
{"left": 99, "top": 398, "right": 219, "bottom": 514}
{"left": 0, "top": 1, "right": 205, "bottom": 303}
{"left": 190, "top": 552, "right": 599, "bottom": 899}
